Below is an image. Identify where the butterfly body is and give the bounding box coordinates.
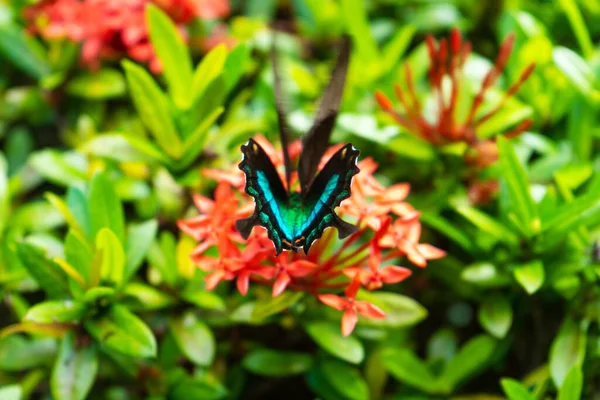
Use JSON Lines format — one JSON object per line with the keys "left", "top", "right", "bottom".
{"left": 236, "top": 35, "right": 358, "bottom": 255}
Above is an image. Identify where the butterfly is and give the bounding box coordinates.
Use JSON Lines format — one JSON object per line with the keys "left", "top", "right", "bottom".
{"left": 235, "top": 35, "right": 359, "bottom": 255}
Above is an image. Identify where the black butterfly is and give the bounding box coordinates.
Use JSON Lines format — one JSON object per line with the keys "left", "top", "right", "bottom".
{"left": 236, "top": 35, "right": 359, "bottom": 255}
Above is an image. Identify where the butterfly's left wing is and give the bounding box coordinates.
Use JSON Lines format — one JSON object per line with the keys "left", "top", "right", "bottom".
{"left": 236, "top": 138, "right": 290, "bottom": 255}
{"left": 298, "top": 143, "right": 360, "bottom": 254}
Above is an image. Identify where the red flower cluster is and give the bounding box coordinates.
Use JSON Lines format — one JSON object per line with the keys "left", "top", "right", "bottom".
{"left": 376, "top": 28, "right": 535, "bottom": 203}
{"left": 179, "top": 135, "right": 445, "bottom": 336}
{"left": 24, "top": 0, "right": 230, "bottom": 73}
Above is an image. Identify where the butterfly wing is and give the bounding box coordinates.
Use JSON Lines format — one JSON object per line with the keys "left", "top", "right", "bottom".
{"left": 271, "top": 32, "right": 293, "bottom": 191}
{"left": 298, "top": 36, "right": 351, "bottom": 195}
{"left": 236, "top": 139, "right": 292, "bottom": 255}
{"left": 298, "top": 143, "right": 360, "bottom": 254}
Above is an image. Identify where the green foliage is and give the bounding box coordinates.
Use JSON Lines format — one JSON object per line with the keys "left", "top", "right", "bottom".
{"left": 2, "top": 0, "right": 600, "bottom": 398}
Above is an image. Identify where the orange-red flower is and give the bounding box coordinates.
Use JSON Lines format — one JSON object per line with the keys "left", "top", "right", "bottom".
{"left": 179, "top": 135, "right": 445, "bottom": 335}
{"left": 318, "top": 277, "right": 386, "bottom": 336}
{"left": 25, "top": 0, "right": 231, "bottom": 73}
{"left": 376, "top": 28, "right": 535, "bottom": 203}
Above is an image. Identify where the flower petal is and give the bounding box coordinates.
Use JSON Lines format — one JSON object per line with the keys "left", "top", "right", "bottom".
{"left": 355, "top": 301, "right": 386, "bottom": 319}
{"left": 272, "top": 272, "right": 291, "bottom": 297}
{"left": 379, "top": 266, "right": 412, "bottom": 283}
{"left": 318, "top": 294, "right": 348, "bottom": 311}
{"left": 341, "top": 308, "right": 358, "bottom": 337}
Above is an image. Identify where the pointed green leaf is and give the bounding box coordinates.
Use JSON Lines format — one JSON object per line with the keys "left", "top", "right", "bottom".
{"left": 191, "top": 44, "right": 227, "bottom": 102}
{"left": 320, "top": 360, "right": 369, "bottom": 400}
{"left": 51, "top": 332, "right": 98, "bottom": 400}
{"left": 0, "top": 23, "right": 50, "bottom": 79}
{"left": 85, "top": 305, "right": 156, "bottom": 358}
{"left": 438, "top": 335, "right": 497, "bottom": 391}
{"left": 242, "top": 349, "right": 313, "bottom": 377}
{"left": 305, "top": 321, "right": 364, "bottom": 364}
{"left": 558, "top": 366, "right": 583, "bottom": 400}
{"left": 146, "top": 5, "right": 193, "bottom": 108}
{"left": 498, "top": 136, "right": 539, "bottom": 235}
{"left": 513, "top": 260, "right": 544, "bottom": 294}
{"left": 96, "top": 228, "right": 125, "bottom": 286}
{"left": 479, "top": 296, "right": 513, "bottom": 338}
{"left": 169, "top": 313, "right": 215, "bottom": 366}
{"left": 501, "top": 378, "right": 536, "bottom": 400}
{"left": 381, "top": 348, "right": 438, "bottom": 394}
{"left": 251, "top": 292, "right": 304, "bottom": 322}
{"left": 25, "top": 301, "right": 85, "bottom": 324}
{"left": 16, "top": 243, "right": 69, "bottom": 298}
{"left": 125, "top": 219, "right": 158, "bottom": 280}
{"left": 550, "top": 318, "right": 587, "bottom": 387}
{"left": 0, "top": 385, "right": 22, "bottom": 400}
{"left": 122, "top": 60, "right": 182, "bottom": 158}
{"left": 88, "top": 173, "right": 125, "bottom": 242}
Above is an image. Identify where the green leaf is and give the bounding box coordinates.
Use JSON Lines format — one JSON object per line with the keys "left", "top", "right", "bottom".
{"left": 96, "top": 228, "right": 125, "bottom": 286}
{"left": 64, "top": 230, "right": 93, "bottom": 287}
{"left": 123, "top": 282, "right": 175, "bottom": 310}
{"left": 242, "top": 349, "right": 313, "bottom": 377}
{"left": 170, "top": 313, "right": 215, "bottom": 366}
{"left": 438, "top": 335, "right": 497, "bottom": 391}
{"left": 556, "top": 0, "right": 594, "bottom": 58}
{"left": 223, "top": 43, "right": 250, "bottom": 91}
{"left": 125, "top": 219, "right": 157, "bottom": 280}
{"left": 553, "top": 46, "right": 596, "bottom": 99}
{"left": 381, "top": 24, "right": 416, "bottom": 75}
{"left": 182, "top": 288, "right": 226, "bottom": 311}
{"left": 550, "top": 318, "right": 587, "bottom": 387}
{"left": 251, "top": 292, "right": 304, "bottom": 322}
{"left": 558, "top": 367, "right": 583, "bottom": 400}
{"left": 478, "top": 296, "right": 513, "bottom": 338}
{"left": 170, "top": 377, "right": 227, "bottom": 400}
{"left": 179, "top": 106, "right": 224, "bottom": 167}
{"left": 17, "top": 243, "right": 69, "bottom": 298}
{"left": 513, "top": 260, "right": 544, "bottom": 294}
{"left": 341, "top": 0, "right": 378, "bottom": 65}
{"left": 66, "top": 187, "right": 90, "bottom": 239}
{"left": 191, "top": 44, "right": 227, "bottom": 103}
{"left": 542, "top": 189, "right": 600, "bottom": 243}
{"left": 421, "top": 212, "right": 475, "bottom": 253}
{"left": 51, "top": 332, "right": 98, "bottom": 400}
{"left": 0, "top": 154, "right": 9, "bottom": 234}
{"left": 0, "top": 22, "right": 50, "bottom": 79}
{"left": 88, "top": 173, "right": 125, "bottom": 242}
{"left": 29, "top": 150, "right": 87, "bottom": 187}
{"left": 25, "top": 301, "right": 85, "bottom": 324}
{"left": 66, "top": 69, "right": 126, "bottom": 99}
{"left": 0, "top": 335, "right": 56, "bottom": 371}
{"left": 498, "top": 136, "right": 539, "bottom": 236}
{"left": 454, "top": 204, "right": 519, "bottom": 245}
{"left": 85, "top": 305, "right": 156, "bottom": 358}
{"left": 122, "top": 60, "right": 182, "bottom": 158}
{"left": 45, "top": 192, "right": 84, "bottom": 238}
{"left": 146, "top": 5, "right": 193, "bottom": 108}
{"left": 501, "top": 378, "right": 536, "bottom": 400}
{"left": 356, "top": 291, "right": 427, "bottom": 328}
{"left": 461, "top": 263, "right": 509, "bottom": 287}
{"left": 305, "top": 321, "right": 364, "bottom": 364}
{"left": 381, "top": 348, "right": 438, "bottom": 394}
{"left": 0, "top": 385, "right": 22, "bottom": 400}
{"left": 320, "top": 360, "right": 370, "bottom": 400}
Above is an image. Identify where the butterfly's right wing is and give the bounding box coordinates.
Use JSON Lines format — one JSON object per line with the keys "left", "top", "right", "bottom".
{"left": 236, "top": 138, "right": 290, "bottom": 255}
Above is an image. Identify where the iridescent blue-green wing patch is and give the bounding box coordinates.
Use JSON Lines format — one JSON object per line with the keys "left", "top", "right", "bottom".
{"left": 299, "top": 143, "right": 360, "bottom": 254}
{"left": 236, "top": 138, "right": 290, "bottom": 255}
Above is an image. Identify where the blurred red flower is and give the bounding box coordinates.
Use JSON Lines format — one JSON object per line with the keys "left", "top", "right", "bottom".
{"left": 178, "top": 136, "right": 445, "bottom": 336}
{"left": 24, "top": 0, "right": 230, "bottom": 73}
{"left": 376, "top": 28, "right": 535, "bottom": 202}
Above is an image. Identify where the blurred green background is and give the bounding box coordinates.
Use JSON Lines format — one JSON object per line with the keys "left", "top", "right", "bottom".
{"left": 1, "top": 0, "right": 600, "bottom": 399}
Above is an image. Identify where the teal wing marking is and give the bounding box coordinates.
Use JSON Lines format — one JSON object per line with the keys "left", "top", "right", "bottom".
{"left": 236, "top": 140, "right": 360, "bottom": 255}
{"left": 236, "top": 139, "right": 292, "bottom": 255}
{"left": 299, "top": 143, "right": 360, "bottom": 254}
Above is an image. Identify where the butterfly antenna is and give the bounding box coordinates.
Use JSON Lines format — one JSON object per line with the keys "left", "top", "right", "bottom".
{"left": 271, "top": 31, "right": 293, "bottom": 192}
{"left": 298, "top": 35, "right": 351, "bottom": 195}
